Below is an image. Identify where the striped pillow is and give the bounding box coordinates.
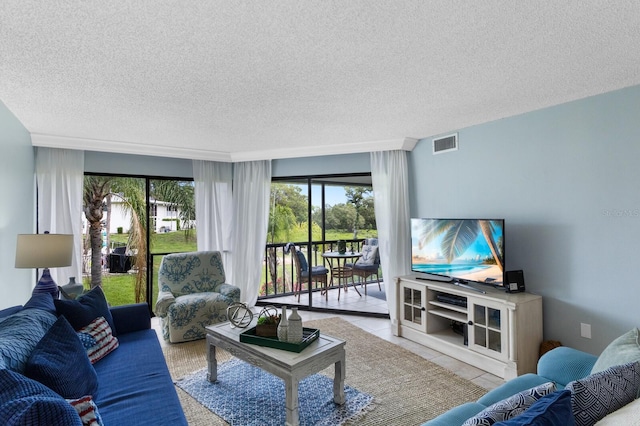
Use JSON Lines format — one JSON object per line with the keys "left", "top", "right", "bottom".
{"left": 67, "top": 395, "right": 104, "bottom": 426}
{"left": 76, "top": 316, "right": 119, "bottom": 364}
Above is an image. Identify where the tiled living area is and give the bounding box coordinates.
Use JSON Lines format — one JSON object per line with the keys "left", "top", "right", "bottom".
{"left": 152, "top": 307, "right": 504, "bottom": 393}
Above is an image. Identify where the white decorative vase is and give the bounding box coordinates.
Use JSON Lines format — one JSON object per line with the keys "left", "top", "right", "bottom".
{"left": 277, "top": 306, "right": 289, "bottom": 341}
{"left": 287, "top": 307, "right": 303, "bottom": 343}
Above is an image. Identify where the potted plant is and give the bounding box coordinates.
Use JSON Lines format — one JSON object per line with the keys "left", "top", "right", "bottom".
{"left": 256, "top": 306, "right": 280, "bottom": 337}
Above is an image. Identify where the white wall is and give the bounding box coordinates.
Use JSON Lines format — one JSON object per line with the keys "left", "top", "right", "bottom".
{"left": 409, "top": 84, "right": 640, "bottom": 354}
{"left": 0, "top": 101, "right": 36, "bottom": 308}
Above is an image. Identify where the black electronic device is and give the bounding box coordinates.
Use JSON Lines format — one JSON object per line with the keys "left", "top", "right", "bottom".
{"left": 505, "top": 270, "right": 525, "bottom": 293}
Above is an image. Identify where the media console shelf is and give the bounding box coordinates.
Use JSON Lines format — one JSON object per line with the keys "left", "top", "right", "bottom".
{"left": 393, "top": 275, "right": 543, "bottom": 380}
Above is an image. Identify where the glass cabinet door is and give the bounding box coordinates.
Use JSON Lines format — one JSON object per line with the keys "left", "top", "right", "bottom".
{"left": 401, "top": 282, "right": 426, "bottom": 331}
{"left": 468, "top": 299, "right": 508, "bottom": 361}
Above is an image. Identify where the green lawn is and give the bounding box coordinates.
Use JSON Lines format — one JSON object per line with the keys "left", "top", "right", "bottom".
{"left": 93, "top": 229, "right": 376, "bottom": 306}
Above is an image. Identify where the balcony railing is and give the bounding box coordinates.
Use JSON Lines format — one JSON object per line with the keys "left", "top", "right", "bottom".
{"left": 259, "top": 239, "right": 380, "bottom": 299}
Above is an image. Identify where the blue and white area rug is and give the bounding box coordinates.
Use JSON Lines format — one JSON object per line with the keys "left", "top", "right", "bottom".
{"left": 176, "top": 358, "right": 373, "bottom": 426}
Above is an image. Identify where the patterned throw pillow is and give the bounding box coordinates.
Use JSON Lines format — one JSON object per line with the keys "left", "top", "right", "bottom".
{"left": 76, "top": 316, "right": 119, "bottom": 364}
{"left": 567, "top": 361, "right": 640, "bottom": 426}
{"left": 463, "top": 382, "right": 557, "bottom": 426}
{"left": 356, "top": 244, "right": 378, "bottom": 266}
{"left": 25, "top": 316, "right": 98, "bottom": 399}
{"left": 0, "top": 308, "right": 57, "bottom": 373}
{"left": 67, "top": 396, "right": 104, "bottom": 426}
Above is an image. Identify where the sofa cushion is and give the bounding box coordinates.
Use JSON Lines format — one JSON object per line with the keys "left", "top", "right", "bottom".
{"left": 0, "top": 307, "right": 57, "bottom": 373}
{"left": 55, "top": 286, "right": 116, "bottom": 336}
{"left": 462, "top": 382, "right": 556, "bottom": 426}
{"left": 0, "top": 369, "right": 83, "bottom": 426}
{"left": 92, "top": 329, "right": 187, "bottom": 425}
{"left": 67, "top": 395, "right": 104, "bottom": 426}
{"left": 591, "top": 328, "right": 640, "bottom": 374}
{"left": 24, "top": 316, "right": 98, "bottom": 399}
{"left": 567, "top": 361, "right": 640, "bottom": 426}
{"left": 77, "top": 317, "right": 119, "bottom": 364}
{"left": 494, "top": 390, "right": 574, "bottom": 426}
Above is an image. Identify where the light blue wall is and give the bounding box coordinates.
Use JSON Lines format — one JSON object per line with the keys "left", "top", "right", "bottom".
{"left": 272, "top": 153, "right": 370, "bottom": 177}
{"left": 409, "top": 84, "right": 640, "bottom": 354}
{"left": 84, "top": 151, "right": 194, "bottom": 177}
{"left": 0, "top": 101, "right": 37, "bottom": 308}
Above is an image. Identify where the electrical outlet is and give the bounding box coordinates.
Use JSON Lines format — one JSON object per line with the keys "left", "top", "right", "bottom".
{"left": 581, "top": 323, "right": 592, "bottom": 339}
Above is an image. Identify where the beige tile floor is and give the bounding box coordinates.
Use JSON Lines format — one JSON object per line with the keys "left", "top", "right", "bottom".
{"left": 152, "top": 301, "right": 505, "bottom": 392}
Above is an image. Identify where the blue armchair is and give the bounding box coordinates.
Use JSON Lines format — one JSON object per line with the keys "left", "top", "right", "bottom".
{"left": 155, "top": 251, "right": 241, "bottom": 343}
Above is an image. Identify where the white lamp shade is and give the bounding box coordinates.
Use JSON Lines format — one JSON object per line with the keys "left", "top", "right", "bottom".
{"left": 15, "top": 234, "right": 74, "bottom": 268}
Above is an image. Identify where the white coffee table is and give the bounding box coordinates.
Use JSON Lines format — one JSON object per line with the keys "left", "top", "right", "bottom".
{"left": 205, "top": 320, "right": 346, "bottom": 426}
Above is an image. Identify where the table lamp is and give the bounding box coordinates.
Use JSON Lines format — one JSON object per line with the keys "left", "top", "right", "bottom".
{"left": 15, "top": 232, "right": 74, "bottom": 298}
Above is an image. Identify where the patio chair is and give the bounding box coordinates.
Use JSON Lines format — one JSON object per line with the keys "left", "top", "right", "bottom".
{"left": 349, "top": 238, "right": 381, "bottom": 295}
{"left": 155, "top": 251, "right": 241, "bottom": 343}
{"left": 289, "top": 244, "right": 329, "bottom": 302}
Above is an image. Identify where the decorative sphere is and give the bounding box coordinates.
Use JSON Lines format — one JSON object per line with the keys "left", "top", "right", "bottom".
{"left": 227, "top": 302, "right": 253, "bottom": 328}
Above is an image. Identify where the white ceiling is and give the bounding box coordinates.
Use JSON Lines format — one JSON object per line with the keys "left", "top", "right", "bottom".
{"left": 2, "top": 1, "right": 640, "bottom": 162}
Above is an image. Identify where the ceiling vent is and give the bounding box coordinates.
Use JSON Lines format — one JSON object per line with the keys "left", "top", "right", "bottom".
{"left": 432, "top": 133, "right": 458, "bottom": 155}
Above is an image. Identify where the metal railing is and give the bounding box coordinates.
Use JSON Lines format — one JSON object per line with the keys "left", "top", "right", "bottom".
{"left": 259, "top": 239, "right": 380, "bottom": 299}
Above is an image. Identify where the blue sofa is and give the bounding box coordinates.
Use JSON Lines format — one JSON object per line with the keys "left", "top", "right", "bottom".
{"left": 424, "top": 328, "right": 640, "bottom": 426}
{"left": 0, "top": 297, "right": 187, "bottom": 425}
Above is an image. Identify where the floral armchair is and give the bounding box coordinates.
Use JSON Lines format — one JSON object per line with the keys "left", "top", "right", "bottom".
{"left": 155, "top": 251, "right": 241, "bottom": 343}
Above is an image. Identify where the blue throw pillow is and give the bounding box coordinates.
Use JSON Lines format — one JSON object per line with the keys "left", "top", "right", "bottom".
{"left": 0, "top": 308, "right": 57, "bottom": 373}
{"left": 54, "top": 286, "right": 116, "bottom": 336}
{"left": 494, "top": 390, "right": 574, "bottom": 425}
{"left": 0, "top": 369, "right": 83, "bottom": 426}
{"left": 24, "top": 316, "right": 98, "bottom": 399}
{"left": 22, "top": 293, "right": 57, "bottom": 315}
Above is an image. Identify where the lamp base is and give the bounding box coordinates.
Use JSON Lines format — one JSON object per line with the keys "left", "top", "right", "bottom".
{"left": 32, "top": 268, "right": 59, "bottom": 299}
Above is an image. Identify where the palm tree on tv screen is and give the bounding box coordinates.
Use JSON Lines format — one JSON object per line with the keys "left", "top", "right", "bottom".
{"left": 418, "top": 219, "right": 503, "bottom": 271}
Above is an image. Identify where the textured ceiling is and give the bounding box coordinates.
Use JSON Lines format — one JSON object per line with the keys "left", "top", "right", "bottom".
{"left": 1, "top": 1, "right": 640, "bottom": 161}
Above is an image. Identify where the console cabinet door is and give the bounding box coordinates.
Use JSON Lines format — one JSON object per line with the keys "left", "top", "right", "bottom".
{"left": 399, "top": 281, "right": 427, "bottom": 332}
{"left": 467, "top": 297, "right": 509, "bottom": 362}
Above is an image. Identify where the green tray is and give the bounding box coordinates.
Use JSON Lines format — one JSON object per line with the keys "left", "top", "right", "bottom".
{"left": 239, "top": 327, "right": 320, "bottom": 352}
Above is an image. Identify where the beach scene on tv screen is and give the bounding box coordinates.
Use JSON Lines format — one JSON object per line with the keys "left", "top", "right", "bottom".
{"left": 411, "top": 219, "right": 504, "bottom": 284}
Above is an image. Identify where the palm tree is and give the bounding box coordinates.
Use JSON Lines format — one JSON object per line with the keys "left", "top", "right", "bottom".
{"left": 418, "top": 219, "right": 504, "bottom": 271}
{"left": 83, "top": 176, "right": 112, "bottom": 289}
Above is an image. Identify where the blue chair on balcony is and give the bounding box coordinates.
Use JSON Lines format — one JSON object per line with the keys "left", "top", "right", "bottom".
{"left": 348, "top": 238, "right": 381, "bottom": 295}
{"left": 287, "top": 244, "right": 329, "bottom": 302}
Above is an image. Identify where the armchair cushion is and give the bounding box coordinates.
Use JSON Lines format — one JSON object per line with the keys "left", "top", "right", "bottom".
{"left": 301, "top": 266, "right": 329, "bottom": 278}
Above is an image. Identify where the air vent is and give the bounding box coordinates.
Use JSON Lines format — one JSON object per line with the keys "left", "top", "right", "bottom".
{"left": 433, "top": 133, "right": 458, "bottom": 154}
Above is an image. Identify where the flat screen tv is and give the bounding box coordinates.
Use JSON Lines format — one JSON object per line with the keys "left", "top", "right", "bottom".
{"left": 411, "top": 218, "right": 505, "bottom": 287}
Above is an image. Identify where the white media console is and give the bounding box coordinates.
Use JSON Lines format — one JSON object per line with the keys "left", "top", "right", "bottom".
{"left": 393, "top": 275, "right": 543, "bottom": 380}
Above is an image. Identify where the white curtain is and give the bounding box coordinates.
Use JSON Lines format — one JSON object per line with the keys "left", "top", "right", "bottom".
{"left": 371, "top": 150, "right": 412, "bottom": 322}
{"left": 193, "top": 160, "right": 234, "bottom": 277}
{"left": 35, "top": 147, "right": 84, "bottom": 288}
{"left": 231, "top": 160, "right": 271, "bottom": 307}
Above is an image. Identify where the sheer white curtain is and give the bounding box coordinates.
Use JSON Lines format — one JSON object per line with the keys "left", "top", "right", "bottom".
{"left": 193, "top": 160, "right": 234, "bottom": 277}
{"left": 231, "top": 160, "right": 271, "bottom": 307}
{"left": 371, "top": 150, "right": 412, "bottom": 322}
{"left": 35, "top": 147, "right": 84, "bottom": 287}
